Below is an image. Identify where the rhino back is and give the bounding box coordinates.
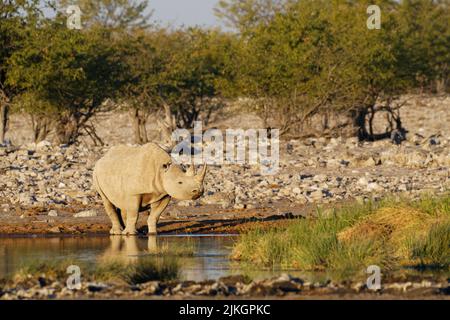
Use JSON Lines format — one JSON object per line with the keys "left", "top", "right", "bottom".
{"left": 94, "top": 143, "right": 170, "bottom": 207}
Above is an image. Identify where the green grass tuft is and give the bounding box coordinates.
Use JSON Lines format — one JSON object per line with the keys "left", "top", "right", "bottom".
{"left": 12, "top": 257, "right": 180, "bottom": 285}
{"left": 232, "top": 193, "right": 450, "bottom": 280}
{"left": 409, "top": 221, "right": 450, "bottom": 269}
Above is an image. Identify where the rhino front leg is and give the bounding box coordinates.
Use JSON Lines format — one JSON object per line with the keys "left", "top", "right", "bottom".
{"left": 122, "top": 197, "right": 140, "bottom": 236}
{"left": 148, "top": 196, "right": 171, "bottom": 235}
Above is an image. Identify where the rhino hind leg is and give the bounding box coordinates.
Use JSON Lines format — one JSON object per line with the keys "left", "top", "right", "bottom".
{"left": 98, "top": 192, "right": 123, "bottom": 235}
{"left": 148, "top": 196, "right": 171, "bottom": 235}
{"left": 94, "top": 172, "right": 123, "bottom": 235}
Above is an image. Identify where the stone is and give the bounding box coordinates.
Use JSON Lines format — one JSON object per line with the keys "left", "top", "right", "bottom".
{"left": 363, "top": 157, "right": 376, "bottom": 167}
{"left": 48, "top": 226, "right": 61, "bottom": 233}
{"left": 87, "top": 282, "right": 108, "bottom": 292}
{"left": 233, "top": 203, "right": 245, "bottom": 210}
{"left": 292, "top": 187, "right": 302, "bottom": 194}
{"left": 366, "top": 182, "right": 383, "bottom": 192}
{"left": 313, "top": 174, "right": 327, "bottom": 183}
{"left": 310, "top": 190, "right": 323, "bottom": 201}
{"left": 74, "top": 210, "right": 97, "bottom": 218}
{"left": 36, "top": 140, "right": 52, "bottom": 150}
{"left": 48, "top": 210, "right": 58, "bottom": 217}
{"left": 357, "top": 177, "right": 369, "bottom": 186}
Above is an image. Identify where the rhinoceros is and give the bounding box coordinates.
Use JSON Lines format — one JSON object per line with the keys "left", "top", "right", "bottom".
{"left": 93, "top": 143, "right": 206, "bottom": 235}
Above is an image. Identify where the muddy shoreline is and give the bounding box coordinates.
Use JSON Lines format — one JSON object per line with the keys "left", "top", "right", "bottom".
{"left": 0, "top": 203, "right": 316, "bottom": 236}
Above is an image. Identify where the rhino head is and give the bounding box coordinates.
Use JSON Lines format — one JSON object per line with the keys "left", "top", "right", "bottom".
{"left": 161, "top": 162, "right": 207, "bottom": 200}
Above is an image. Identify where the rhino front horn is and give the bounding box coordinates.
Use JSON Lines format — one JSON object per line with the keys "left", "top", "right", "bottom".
{"left": 196, "top": 164, "right": 207, "bottom": 183}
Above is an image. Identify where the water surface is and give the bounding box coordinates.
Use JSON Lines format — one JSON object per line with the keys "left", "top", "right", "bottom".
{"left": 0, "top": 235, "right": 268, "bottom": 281}
{"left": 1, "top": 235, "right": 444, "bottom": 283}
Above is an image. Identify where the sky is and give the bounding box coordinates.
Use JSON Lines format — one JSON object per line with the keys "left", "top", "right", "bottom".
{"left": 42, "top": 0, "right": 224, "bottom": 28}
{"left": 150, "top": 0, "right": 223, "bottom": 28}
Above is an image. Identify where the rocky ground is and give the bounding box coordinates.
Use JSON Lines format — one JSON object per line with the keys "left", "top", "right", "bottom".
{"left": 1, "top": 273, "right": 448, "bottom": 300}
{"left": 0, "top": 94, "right": 449, "bottom": 234}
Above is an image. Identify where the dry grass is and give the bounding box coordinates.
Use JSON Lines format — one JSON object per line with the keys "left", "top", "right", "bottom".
{"left": 337, "top": 206, "right": 446, "bottom": 260}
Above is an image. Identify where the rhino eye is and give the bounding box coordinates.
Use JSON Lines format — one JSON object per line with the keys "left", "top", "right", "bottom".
{"left": 178, "top": 181, "right": 183, "bottom": 184}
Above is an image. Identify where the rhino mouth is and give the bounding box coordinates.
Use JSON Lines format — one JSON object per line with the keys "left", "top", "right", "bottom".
{"left": 192, "top": 192, "right": 203, "bottom": 200}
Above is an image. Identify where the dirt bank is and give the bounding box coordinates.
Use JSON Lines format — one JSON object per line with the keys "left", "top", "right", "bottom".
{"left": 0, "top": 203, "right": 311, "bottom": 235}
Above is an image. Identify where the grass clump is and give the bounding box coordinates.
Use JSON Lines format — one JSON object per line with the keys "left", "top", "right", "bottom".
{"left": 153, "top": 239, "right": 195, "bottom": 257}
{"left": 409, "top": 221, "right": 450, "bottom": 268}
{"left": 12, "top": 259, "right": 83, "bottom": 283}
{"left": 11, "top": 257, "right": 179, "bottom": 285}
{"left": 95, "top": 257, "right": 179, "bottom": 285}
{"left": 232, "top": 194, "right": 450, "bottom": 279}
{"left": 232, "top": 200, "right": 379, "bottom": 271}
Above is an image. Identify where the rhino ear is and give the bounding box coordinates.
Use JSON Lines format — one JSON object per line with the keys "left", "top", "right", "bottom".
{"left": 195, "top": 163, "right": 207, "bottom": 183}
{"left": 162, "top": 162, "right": 172, "bottom": 172}
{"left": 186, "top": 165, "right": 195, "bottom": 177}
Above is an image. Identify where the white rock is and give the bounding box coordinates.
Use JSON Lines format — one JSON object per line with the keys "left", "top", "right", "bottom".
{"left": 36, "top": 140, "right": 52, "bottom": 150}
{"left": 292, "top": 187, "right": 302, "bottom": 194}
{"left": 313, "top": 174, "right": 327, "bottom": 183}
{"left": 357, "top": 177, "right": 369, "bottom": 186}
{"left": 48, "top": 210, "right": 58, "bottom": 217}
{"left": 367, "top": 182, "right": 383, "bottom": 192}
{"left": 74, "top": 210, "right": 97, "bottom": 218}
{"left": 310, "top": 190, "right": 323, "bottom": 201}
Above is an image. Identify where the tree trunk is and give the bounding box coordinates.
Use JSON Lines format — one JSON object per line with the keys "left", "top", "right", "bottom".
{"left": 129, "top": 108, "right": 148, "bottom": 145}
{"left": 157, "top": 103, "right": 177, "bottom": 149}
{"left": 54, "top": 114, "right": 80, "bottom": 145}
{"left": 31, "top": 115, "right": 52, "bottom": 143}
{"left": 351, "top": 107, "right": 369, "bottom": 141}
{"left": 0, "top": 104, "right": 8, "bottom": 144}
{"left": 436, "top": 78, "right": 447, "bottom": 94}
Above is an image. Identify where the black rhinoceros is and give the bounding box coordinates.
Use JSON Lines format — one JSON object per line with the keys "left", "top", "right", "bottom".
{"left": 93, "top": 143, "right": 206, "bottom": 235}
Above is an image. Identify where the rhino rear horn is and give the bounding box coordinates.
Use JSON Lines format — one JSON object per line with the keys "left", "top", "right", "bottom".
{"left": 186, "top": 165, "right": 195, "bottom": 177}
{"left": 196, "top": 164, "right": 207, "bottom": 183}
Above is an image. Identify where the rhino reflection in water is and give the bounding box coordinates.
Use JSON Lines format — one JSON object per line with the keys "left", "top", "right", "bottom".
{"left": 93, "top": 143, "right": 207, "bottom": 236}
{"left": 99, "top": 236, "right": 159, "bottom": 264}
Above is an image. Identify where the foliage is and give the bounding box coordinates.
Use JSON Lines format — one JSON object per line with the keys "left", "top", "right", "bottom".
{"left": 1, "top": 0, "right": 449, "bottom": 144}
{"left": 6, "top": 17, "right": 125, "bottom": 144}
{"left": 217, "top": 0, "right": 449, "bottom": 137}
{"left": 57, "top": 0, "right": 152, "bottom": 30}
{"left": 117, "top": 27, "right": 238, "bottom": 143}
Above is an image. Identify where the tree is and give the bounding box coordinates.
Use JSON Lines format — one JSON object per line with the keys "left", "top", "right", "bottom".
{"left": 57, "top": 0, "right": 152, "bottom": 30}
{"left": 215, "top": 0, "right": 284, "bottom": 33}
{"left": 218, "top": 0, "right": 419, "bottom": 140}
{"left": 117, "top": 27, "right": 238, "bottom": 145}
{"left": 113, "top": 28, "right": 172, "bottom": 144}
{"left": 162, "top": 28, "right": 237, "bottom": 129}
{"left": 396, "top": 0, "right": 450, "bottom": 93}
{"left": 6, "top": 18, "right": 126, "bottom": 144}
{"left": 0, "top": 0, "right": 41, "bottom": 144}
